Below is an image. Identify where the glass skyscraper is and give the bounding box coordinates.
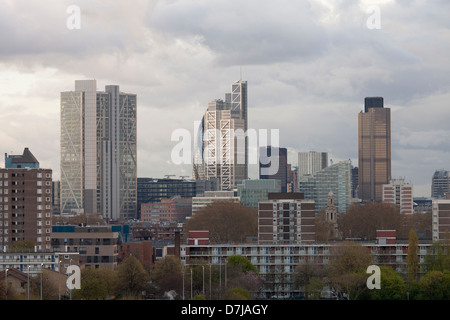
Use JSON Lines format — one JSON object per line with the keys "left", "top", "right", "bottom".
{"left": 193, "top": 80, "right": 248, "bottom": 191}
{"left": 60, "top": 80, "right": 137, "bottom": 220}
{"left": 358, "top": 97, "right": 391, "bottom": 202}
{"left": 298, "top": 160, "right": 353, "bottom": 214}
{"left": 237, "top": 179, "right": 282, "bottom": 208}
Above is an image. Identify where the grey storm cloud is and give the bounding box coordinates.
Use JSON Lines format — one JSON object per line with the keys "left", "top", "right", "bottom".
{"left": 0, "top": 0, "right": 449, "bottom": 196}
{"left": 147, "top": 0, "right": 330, "bottom": 66}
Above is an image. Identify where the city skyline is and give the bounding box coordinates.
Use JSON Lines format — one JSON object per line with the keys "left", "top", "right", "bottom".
{"left": 1, "top": 1, "right": 450, "bottom": 197}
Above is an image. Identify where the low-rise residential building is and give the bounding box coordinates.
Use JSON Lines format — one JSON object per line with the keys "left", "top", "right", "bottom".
{"left": 165, "top": 233, "right": 432, "bottom": 298}
{"left": 51, "top": 225, "right": 119, "bottom": 270}
{"left": 432, "top": 193, "right": 450, "bottom": 242}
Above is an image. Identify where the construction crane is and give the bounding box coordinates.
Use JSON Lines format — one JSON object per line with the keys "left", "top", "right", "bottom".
{"left": 164, "top": 175, "right": 176, "bottom": 179}
{"left": 180, "top": 175, "right": 190, "bottom": 180}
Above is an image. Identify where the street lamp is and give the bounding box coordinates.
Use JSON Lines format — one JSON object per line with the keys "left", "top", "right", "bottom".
{"left": 27, "top": 266, "right": 30, "bottom": 300}
{"left": 69, "top": 259, "right": 73, "bottom": 300}
{"left": 209, "top": 264, "right": 212, "bottom": 300}
{"left": 58, "top": 260, "right": 62, "bottom": 300}
{"left": 182, "top": 267, "right": 185, "bottom": 300}
{"left": 4, "top": 269, "right": 8, "bottom": 300}
{"left": 40, "top": 263, "right": 44, "bottom": 300}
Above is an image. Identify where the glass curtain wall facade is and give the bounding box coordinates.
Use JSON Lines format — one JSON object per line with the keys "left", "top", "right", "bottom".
{"left": 358, "top": 97, "right": 391, "bottom": 202}
{"left": 193, "top": 80, "right": 248, "bottom": 191}
{"left": 298, "top": 160, "right": 353, "bottom": 213}
{"left": 60, "top": 80, "right": 137, "bottom": 220}
{"left": 237, "top": 179, "right": 282, "bottom": 208}
{"left": 60, "top": 91, "right": 84, "bottom": 213}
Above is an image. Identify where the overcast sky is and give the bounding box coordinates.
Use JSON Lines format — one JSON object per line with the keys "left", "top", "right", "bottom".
{"left": 1, "top": 0, "right": 449, "bottom": 197}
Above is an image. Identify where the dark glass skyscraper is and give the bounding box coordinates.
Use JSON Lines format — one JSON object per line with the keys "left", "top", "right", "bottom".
{"left": 358, "top": 97, "right": 391, "bottom": 202}
{"left": 259, "top": 146, "right": 288, "bottom": 192}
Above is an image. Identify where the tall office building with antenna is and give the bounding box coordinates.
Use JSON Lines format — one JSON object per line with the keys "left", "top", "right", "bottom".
{"left": 193, "top": 79, "right": 248, "bottom": 190}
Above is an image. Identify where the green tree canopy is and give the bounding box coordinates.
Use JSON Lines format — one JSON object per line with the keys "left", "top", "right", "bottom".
{"left": 406, "top": 229, "right": 420, "bottom": 282}
{"left": 227, "top": 255, "right": 258, "bottom": 274}
{"left": 115, "top": 256, "right": 150, "bottom": 298}
{"left": 72, "top": 268, "right": 116, "bottom": 300}
{"left": 366, "top": 266, "right": 406, "bottom": 300}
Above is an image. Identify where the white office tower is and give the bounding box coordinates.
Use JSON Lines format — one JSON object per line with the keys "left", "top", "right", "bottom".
{"left": 60, "top": 80, "right": 137, "bottom": 220}
{"left": 297, "top": 151, "right": 328, "bottom": 181}
{"left": 193, "top": 80, "right": 248, "bottom": 191}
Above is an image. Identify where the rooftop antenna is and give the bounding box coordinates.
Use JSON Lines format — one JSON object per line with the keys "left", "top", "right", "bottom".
{"left": 240, "top": 65, "right": 242, "bottom": 81}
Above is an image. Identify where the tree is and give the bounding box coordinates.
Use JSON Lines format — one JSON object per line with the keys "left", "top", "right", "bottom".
{"left": 327, "top": 241, "right": 373, "bottom": 299}
{"left": 338, "top": 202, "right": 404, "bottom": 240}
{"left": 151, "top": 256, "right": 183, "bottom": 298}
{"left": 306, "top": 277, "right": 325, "bottom": 300}
{"left": 366, "top": 266, "right": 406, "bottom": 300}
{"left": 293, "top": 259, "right": 325, "bottom": 299}
{"left": 315, "top": 209, "right": 338, "bottom": 242}
{"left": 227, "top": 255, "right": 258, "bottom": 274}
{"left": 72, "top": 268, "right": 117, "bottom": 300}
{"left": 424, "top": 241, "right": 450, "bottom": 273}
{"left": 222, "top": 287, "right": 249, "bottom": 300}
{"left": 417, "top": 270, "right": 450, "bottom": 300}
{"left": 10, "top": 239, "right": 35, "bottom": 251}
{"left": 115, "top": 256, "right": 150, "bottom": 298}
{"left": 406, "top": 229, "right": 420, "bottom": 282}
{"left": 183, "top": 201, "right": 257, "bottom": 243}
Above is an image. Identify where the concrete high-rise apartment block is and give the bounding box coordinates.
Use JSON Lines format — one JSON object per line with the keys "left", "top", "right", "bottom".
{"left": 1, "top": 148, "right": 52, "bottom": 251}
{"left": 60, "top": 80, "right": 137, "bottom": 220}
{"left": 259, "top": 146, "right": 288, "bottom": 192}
{"left": 193, "top": 80, "right": 248, "bottom": 191}
{"left": 382, "top": 179, "right": 413, "bottom": 215}
{"left": 358, "top": 97, "right": 391, "bottom": 202}
{"left": 432, "top": 193, "right": 450, "bottom": 242}
{"left": 431, "top": 169, "right": 450, "bottom": 199}
{"left": 258, "top": 193, "right": 315, "bottom": 244}
{"left": 297, "top": 151, "right": 328, "bottom": 181}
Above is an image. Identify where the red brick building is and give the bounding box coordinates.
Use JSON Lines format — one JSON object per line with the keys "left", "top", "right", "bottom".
{"left": 141, "top": 197, "right": 192, "bottom": 223}
{"left": 0, "top": 167, "right": 53, "bottom": 251}
{"left": 118, "top": 241, "right": 153, "bottom": 270}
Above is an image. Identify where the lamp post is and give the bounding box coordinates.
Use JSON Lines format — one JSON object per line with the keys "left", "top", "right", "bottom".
{"left": 40, "top": 263, "right": 43, "bottom": 300}
{"left": 27, "top": 266, "right": 30, "bottom": 300}
{"left": 209, "top": 264, "right": 212, "bottom": 300}
{"left": 4, "top": 269, "right": 8, "bottom": 300}
{"left": 182, "top": 267, "right": 185, "bottom": 300}
{"left": 58, "top": 260, "right": 62, "bottom": 300}
{"left": 69, "top": 259, "right": 73, "bottom": 300}
{"left": 202, "top": 265, "right": 205, "bottom": 296}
